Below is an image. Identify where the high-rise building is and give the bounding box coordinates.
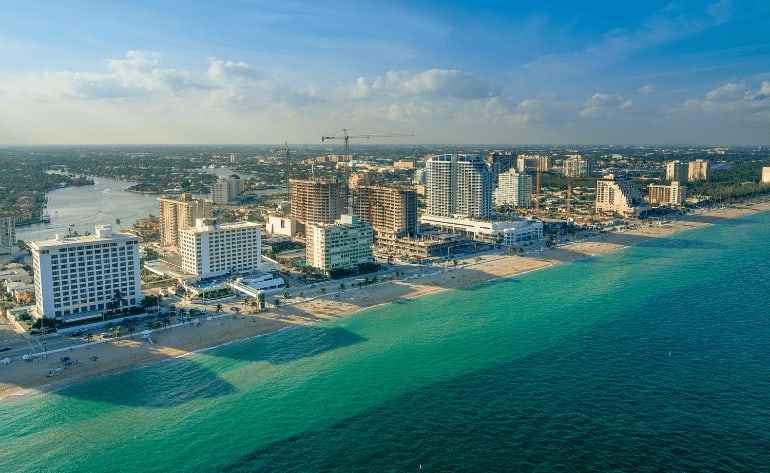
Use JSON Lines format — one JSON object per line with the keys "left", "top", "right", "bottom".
{"left": 762, "top": 167, "right": 770, "bottom": 184}
{"left": 158, "top": 193, "right": 213, "bottom": 248}
{"left": 211, "top": 177, "right": 245, "bottom": 204}
{"left": 493, "top": 169, "right": 533, "bottom": 208}
{"left": 688, "top": 159, "right": 711, "bottom": 181}
{"left": 665, "top": 160, "right": 689, "bottom": 181}
{"left": 564, "top": 155, "right": 592, "bottom": 177}
{"left": 595, "top": 174, "right": 650, "bottom": 218}
{"left": 353, "top": 185, "right": 418, "bottom": 249}
{"left": 426, "top": 154, "right": 493, "bottom": 219}
{"left": 289, "top": 178, "right": 348, "bottom": 225}
{"left": 30, "top": 225, "right": 142, "bottom": 321}
{"left": 179, "top": 219, "right": 261, "bottom": 279}
{"left": 486, "top": 151, "right": 518, "bottom": 177}
{"left": 648, "top": 181, "right": 687, "bottom": 206}
{"left": 0, "top": 212, "right": 15, "bottom": 255}
{"left": 306, "top": 215, "right": 373, "bottom": 274}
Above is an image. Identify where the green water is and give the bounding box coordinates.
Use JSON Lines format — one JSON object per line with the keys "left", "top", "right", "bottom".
{"left": 2, "top": 211, "right": 769, "bottom": 472}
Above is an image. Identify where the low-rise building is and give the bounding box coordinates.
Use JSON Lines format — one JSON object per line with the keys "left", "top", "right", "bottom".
{"left": 419, "top": 215, "right": 543, "bottom": 247}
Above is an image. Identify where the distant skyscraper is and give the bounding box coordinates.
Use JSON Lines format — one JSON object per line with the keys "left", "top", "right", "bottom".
{"left": 688, "top": 159, "right": 711, "bottom": 181}
{"left": 0, "top": 212, "right": 15, "bottom": 254}
{"left": 289, "top": 177, "right": 348, "bottom": 225}
{"left": 665, "top": 160, "right": 689, "bottom": 181}
{"left": 426, "top": 154, "right": 493, "bottom": 219}
{"left": 564, "top": 155, "right": 592, "bottom": 177}
{"left": 493, "top": 169, "right": 533, "bottom": 208}
{"left": 211, "top": 176, "right": 245, "bottom": 204}
{"left": 158, "top": 194, "right": 213, "bottom": 248}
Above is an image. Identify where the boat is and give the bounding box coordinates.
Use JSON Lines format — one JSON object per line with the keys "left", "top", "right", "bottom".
{"left": 41, "top": 213, "right": 51, "bottom": 223}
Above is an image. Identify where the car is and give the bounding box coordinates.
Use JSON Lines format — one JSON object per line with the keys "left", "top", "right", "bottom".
{"left": 70, "top": 330, "right": 84, "bottom": 337}
{"left": 0, "top": 346, "right": 11, "bottom": 352}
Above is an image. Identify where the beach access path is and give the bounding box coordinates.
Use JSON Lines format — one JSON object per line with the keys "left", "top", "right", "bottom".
{"left": 2, "top": 202, "right": 768, "bottom": 402}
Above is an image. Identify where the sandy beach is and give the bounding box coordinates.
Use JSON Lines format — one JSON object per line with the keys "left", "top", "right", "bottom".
{"left": 3, "top": 202, "right": 769, "bottom": 402}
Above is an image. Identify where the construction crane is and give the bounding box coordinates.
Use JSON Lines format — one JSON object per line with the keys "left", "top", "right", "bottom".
{"left": 271, "top": 142, "right": 292, "bottom": 192}
{"left": 321, "top": 129, "right": 414, "bottom": 162}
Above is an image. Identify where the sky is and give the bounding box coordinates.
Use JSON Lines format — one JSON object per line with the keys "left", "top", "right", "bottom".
{"left": 1, "top": 0, "right": 769, "bottom": 146}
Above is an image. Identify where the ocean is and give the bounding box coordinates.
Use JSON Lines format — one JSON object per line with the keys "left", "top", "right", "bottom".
{"left": 2, "top": 210, "right": 769, "bottom": 472}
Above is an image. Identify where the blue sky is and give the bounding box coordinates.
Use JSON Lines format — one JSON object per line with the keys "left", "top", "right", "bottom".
{"left": 1, "top": 0, "right": 769, "bottom": 145}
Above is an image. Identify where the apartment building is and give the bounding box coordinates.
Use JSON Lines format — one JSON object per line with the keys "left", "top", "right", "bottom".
{"left": 648, "top": 181, "right": 687, "bottom": 206}
{"left": 179, "top": 219, "right": 261, "bottom": 279}
{"left": 158, "top": 193, "right": 213, "bottom": 248}
{"left": 595, "top": 174, "right": 650, "bottom": 218}
{"left": 211, "top": 177, "right": 245, "bottom": 204}
{"left": 30, "top": 224, "right": 142, "bottom": 321}
{"left": 0, "top": 212, "right": 15, "bottom": 255}
{"left": 563, "top": 155, "right": 592, "bottom": 177}
{"left": 306, "top": 215, "right": 373, "bottom": 274}
{"left": 665, "top": 160, "right": 689, "bottom": 181}
{"left": 493, "top": 169, "right": 533, "bottom": 208}
{"left": 688, "top": 159, "right": 711, "bottom": 181}
{"left": 426, "top": 154, "right": 493, "bottom": 219}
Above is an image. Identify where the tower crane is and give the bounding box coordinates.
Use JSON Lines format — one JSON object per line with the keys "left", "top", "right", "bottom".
{"left": 271, "top": 142, "right": 292, "bottom": 192}
{"left": 321, "top": 129, "right": 414, "bottom": 162}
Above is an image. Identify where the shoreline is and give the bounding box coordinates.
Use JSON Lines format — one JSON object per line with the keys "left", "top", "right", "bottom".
{"left": 3, "top": 202, "right": 769, "bottom": 403}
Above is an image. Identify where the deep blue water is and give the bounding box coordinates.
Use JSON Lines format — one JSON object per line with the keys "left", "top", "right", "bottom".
{"left": 2, "top": 210, "right": 769, "bottom": 472}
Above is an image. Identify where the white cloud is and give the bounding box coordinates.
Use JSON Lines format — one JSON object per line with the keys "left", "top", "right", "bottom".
{"left": 638, "top": 83, "right": 657, "bottom": 94}
{"left": 579, "top": 93, "right": 633, "bottom": 118}
{"left": 347, "top": 69, "right": 499, "bottom": 101}
{"left": 681, "top": 80, "right": 770, "bottom": 116}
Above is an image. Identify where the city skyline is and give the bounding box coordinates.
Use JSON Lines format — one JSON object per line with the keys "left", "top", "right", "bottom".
{"left": 1, "top": 1, "right": 769, "bottom": 146}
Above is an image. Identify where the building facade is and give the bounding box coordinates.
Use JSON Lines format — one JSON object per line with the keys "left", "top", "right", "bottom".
{"left": 564, "top": 155, "right": 592, "bottom": 177}
{"left": 158, "top": 193, "right": 213, "bottom": 248}
{"left": 30, "top": 225, "right": 142, "bottom": 321}
{"left": 306, "top": 215, "right": 373, "bottom": 274}
{"left": 426, "top": 154, "right": 493, "bottom": 219}
{"left": 688, "top": 159, "right": 711, "bottom": 181}
{"left": 0, "top": 212, "right": 15, "bottom": 255}
{"left": 179, "top": 219, "right": 261, "bottom": 279}
{"left": 595, "top": 174, "right": 650, "bottom": 218}
{"left": 493, "top": 169, "right": 533, "bottom": 208}
{"left": 352, "top": 185, "right": 418, "bottom": 249}
{"left": 419, "top": 214, "right": 543, "bottom": 247}
{"left": 665, "top": 160, "right": 689, "bottom": 181}
{"left": 762, "top": 167, "right": 770, "bottom": 184}
{"left": 211, "top": 177, "right": 245, "bottom": 204}
{"left": 289, "top": 177, "right": 348, "bottom": 225}
{"left": 648, "top": 181, "right": 687, "bottom": 206}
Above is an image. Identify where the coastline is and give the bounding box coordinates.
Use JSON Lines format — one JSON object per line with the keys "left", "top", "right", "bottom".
{"left": 3, "top": 202, "right": 769, "bottom": 403}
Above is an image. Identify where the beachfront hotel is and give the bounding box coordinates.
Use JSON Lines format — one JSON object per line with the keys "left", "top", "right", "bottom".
{"left": 595, "top": 174, "right": 650, "bottom": 218}
{"left": 306, "top": 215, "right": 373, "bottom": 274}
{"left": 158, "top": 193, "right": 213, "bottom": 248}
{"left": 425, "top": 154, "right": 493, "bottom": 219}
{"left": 179, "top": 219, "right": 261, "bottom": 279}
{"left": 29, "top": 224, "right": 142, "bottom": 321}
{"left": 648, "top": 181, "right": 687, "bottom": 206}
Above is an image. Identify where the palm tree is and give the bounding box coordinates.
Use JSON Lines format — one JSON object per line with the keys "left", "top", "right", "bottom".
{"left": 282, "top": 291, "right": 291, "bottom": 302}
{"left": 339, "top": 283, "right": 346, "bottom": 292}
{"left": 297, "top": 291, "right": 305, "bottom": 300}
{"left": 215, "top": 303, "right": 223, "bottom": 314}
{"left": 84, "top": 332, "right": 94, "bottom": 343}
{"left": 273, "top": 298, "right": 282, "bottom": 308}
{"left": 127, "top": 326, "right": 135, "bottom": 339}
{"left": 320, "top": 287, "right": 327, "bottom": 296}
{"left": 114, "top": 326, "right": 123, "bottom": 343}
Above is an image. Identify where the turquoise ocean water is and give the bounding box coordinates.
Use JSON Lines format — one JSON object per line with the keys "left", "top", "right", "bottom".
{"left": 2, "top": 211, "right": 770, "bottom": 472}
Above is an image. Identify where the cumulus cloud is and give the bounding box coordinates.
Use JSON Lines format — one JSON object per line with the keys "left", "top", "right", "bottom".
{"left": 207, "top": 59, "right": 259, "bottom": 83}
{"left": 681, "top": 80, "right": 770, "bottom": 115}
{"left": 638, "top": 83, "right": 657, "bottom": 94}
{"left": 347, "top": 69, "right": 499, "bottom": 100}
{"left": 579, "top": 93, "right": 633, "bottom": 118}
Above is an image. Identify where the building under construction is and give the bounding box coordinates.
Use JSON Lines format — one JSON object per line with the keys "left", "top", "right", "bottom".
{"left": 289, "top": 177, "right": 348, "bottom": 226}
{"left": 352, "top": 185, "right": 418, "bottom": 251}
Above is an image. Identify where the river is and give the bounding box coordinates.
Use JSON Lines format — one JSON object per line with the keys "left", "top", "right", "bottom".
{"left": 16, "top": 176, "right": 166, "bottom": 243}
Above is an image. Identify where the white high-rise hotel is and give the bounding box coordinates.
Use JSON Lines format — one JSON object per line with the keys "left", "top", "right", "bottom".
{"left": 425, "top": 154, "right": 493, "bottom": 219}
{"left": 179, "top": 219, "right": 261, "bottom": 278}
{"left": 30, "top": 225, "right": 142, "bottom": 321}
